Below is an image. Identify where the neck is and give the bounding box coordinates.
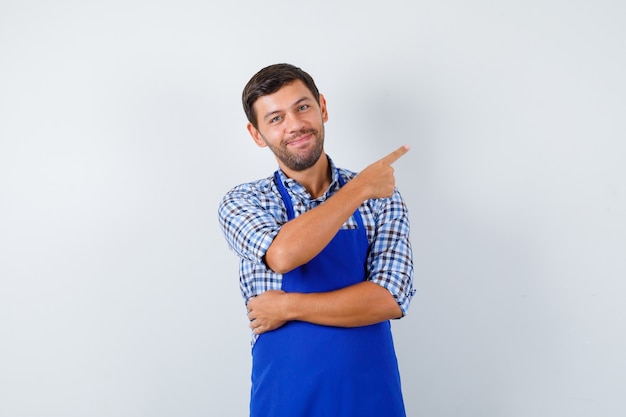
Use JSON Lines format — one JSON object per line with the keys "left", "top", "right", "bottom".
{"left": 279, "top": 154, "right": 331, "bottom": 198}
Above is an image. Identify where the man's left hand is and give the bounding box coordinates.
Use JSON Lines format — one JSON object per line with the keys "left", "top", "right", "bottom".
{"left": 247, "top": 290, "right": 289, "bottom": 335}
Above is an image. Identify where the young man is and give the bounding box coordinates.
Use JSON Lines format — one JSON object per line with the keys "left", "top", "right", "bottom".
{"left": 218, "top": 63, "right": 415, "bottom": 417}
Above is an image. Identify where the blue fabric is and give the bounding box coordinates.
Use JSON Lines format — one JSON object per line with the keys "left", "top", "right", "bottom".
{"left": 250, "top": 171, "right": 406, "bottom": 417}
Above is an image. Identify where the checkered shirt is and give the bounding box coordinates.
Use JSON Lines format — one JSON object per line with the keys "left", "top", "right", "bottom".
{"left": 218, "top": 157, "right": 415, "bottom": 345}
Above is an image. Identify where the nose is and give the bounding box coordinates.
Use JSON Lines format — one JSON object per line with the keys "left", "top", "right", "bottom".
{"left": 284, "top": 111, "right": 305, "bottom": 133}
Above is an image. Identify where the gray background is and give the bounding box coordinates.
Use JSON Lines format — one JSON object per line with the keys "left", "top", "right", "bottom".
{"left": 1, "top": 1, "right": 625, "bottom": 416}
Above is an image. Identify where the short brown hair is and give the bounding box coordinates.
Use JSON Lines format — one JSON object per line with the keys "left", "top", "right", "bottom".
{"left": 242, "top": 63, "right": 321, "bottom": 128}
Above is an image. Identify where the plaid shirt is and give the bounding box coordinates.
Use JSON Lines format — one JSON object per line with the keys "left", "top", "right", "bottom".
{"left": 218, "top": 157, "right": 415, "bottom": 344}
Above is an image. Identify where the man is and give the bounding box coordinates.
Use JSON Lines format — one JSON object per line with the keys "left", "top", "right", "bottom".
{"left": 218, "top": 63, "right": 415, "bottom": 417}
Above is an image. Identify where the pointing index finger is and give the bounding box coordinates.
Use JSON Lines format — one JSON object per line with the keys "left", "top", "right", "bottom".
{"left": 383, "top": 144, "right": 410, "bottom": 165}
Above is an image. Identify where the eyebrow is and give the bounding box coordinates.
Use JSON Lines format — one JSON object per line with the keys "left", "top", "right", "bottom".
{"left": 262, "top": 96, "right": 312, "bottom": 121}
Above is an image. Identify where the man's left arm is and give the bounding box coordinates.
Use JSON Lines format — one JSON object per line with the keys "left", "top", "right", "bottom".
{"left": 247, "top": 190, "right": 414, "bottom": 335}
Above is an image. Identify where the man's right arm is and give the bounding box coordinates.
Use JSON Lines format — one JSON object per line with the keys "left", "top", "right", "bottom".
{"left": 264, "top": 145, "right": 410, "bottom": 274}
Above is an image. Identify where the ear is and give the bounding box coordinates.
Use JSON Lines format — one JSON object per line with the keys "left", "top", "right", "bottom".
{"left": 319, "top": 94, "right": 329, "bottom": 122}
{"left": 247, "top": 123, "right": 267, "bottom": 148}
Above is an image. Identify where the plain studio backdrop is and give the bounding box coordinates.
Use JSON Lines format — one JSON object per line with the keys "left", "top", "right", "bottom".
{"left": 1, "top": 1, "right": 624, "bottom": 416}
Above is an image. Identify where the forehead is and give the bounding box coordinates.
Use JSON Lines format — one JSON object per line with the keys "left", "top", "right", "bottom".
{"left": 253, "top": 80, "right": 315, "bottom": 113}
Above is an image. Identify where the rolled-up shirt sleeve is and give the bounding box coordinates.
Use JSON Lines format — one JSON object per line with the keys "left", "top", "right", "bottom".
{"left": 218, "top": 182, "right": 283, "bottom": 265}
{"left": 365, "top": 189, "right": 415, "bottom": 315}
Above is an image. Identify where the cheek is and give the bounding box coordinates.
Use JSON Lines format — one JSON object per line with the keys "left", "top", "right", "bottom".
{"left": 260, "top": 130, "right": 283, "bottom": 146}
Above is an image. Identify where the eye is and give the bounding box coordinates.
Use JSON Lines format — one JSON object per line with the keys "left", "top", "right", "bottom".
{"left": 269, "top": 115, "right": 283, "bottom": 124}
{"left": 298, "top": 104, "right": 309, "bottom": 111}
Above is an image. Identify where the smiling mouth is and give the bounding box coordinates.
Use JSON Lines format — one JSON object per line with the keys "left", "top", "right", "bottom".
{"left": 288, "top": 136, "right": 309, "bottom": 146}
{"left": 286, "top": 131, "right": 314, "bottom": 146}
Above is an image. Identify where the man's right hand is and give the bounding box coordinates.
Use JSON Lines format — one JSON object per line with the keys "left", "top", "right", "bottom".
{"left": 351, "top": 144, "right": 410, "bottom": 200}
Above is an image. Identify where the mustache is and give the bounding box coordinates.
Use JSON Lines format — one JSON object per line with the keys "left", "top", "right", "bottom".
{"left": 283, "top": 129, "right": 317, "bottom": 145}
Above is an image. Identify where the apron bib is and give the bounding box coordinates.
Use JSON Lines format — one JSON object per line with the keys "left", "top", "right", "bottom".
{"left": 250, "top": 171, "right": 406, "bottom": 417}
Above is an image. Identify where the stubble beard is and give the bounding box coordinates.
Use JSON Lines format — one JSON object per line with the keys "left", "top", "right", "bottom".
{"left": 265, "top": 127, "right": 325, "bottom": 172}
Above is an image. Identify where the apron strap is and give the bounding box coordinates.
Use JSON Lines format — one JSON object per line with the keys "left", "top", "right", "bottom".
{"left": 273, "top": 171, "right": 295, "bottom": 220}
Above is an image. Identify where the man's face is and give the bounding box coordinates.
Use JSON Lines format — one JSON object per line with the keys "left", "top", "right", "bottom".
{"left": 247, "top": 80, "right": 328, "bottom": 172}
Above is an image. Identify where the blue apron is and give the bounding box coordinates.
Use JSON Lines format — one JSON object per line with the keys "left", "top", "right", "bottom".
{"left": 250, "top": 170, "right": 406, "bottom": 417}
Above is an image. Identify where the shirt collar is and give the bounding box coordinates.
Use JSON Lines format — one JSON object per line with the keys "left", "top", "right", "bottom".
{"left": 276, "top": 155, "right": 340, "bottom": 199}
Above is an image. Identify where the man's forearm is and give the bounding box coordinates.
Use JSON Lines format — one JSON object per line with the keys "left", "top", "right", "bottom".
{"left": 284, "top": 281, "right": 402, "bottom": 327}
{"left": 247, "top": 281, "right": 402, "bottom": 334}
{"left": 265, "top": 181, "right": 367, "bottom": 274}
